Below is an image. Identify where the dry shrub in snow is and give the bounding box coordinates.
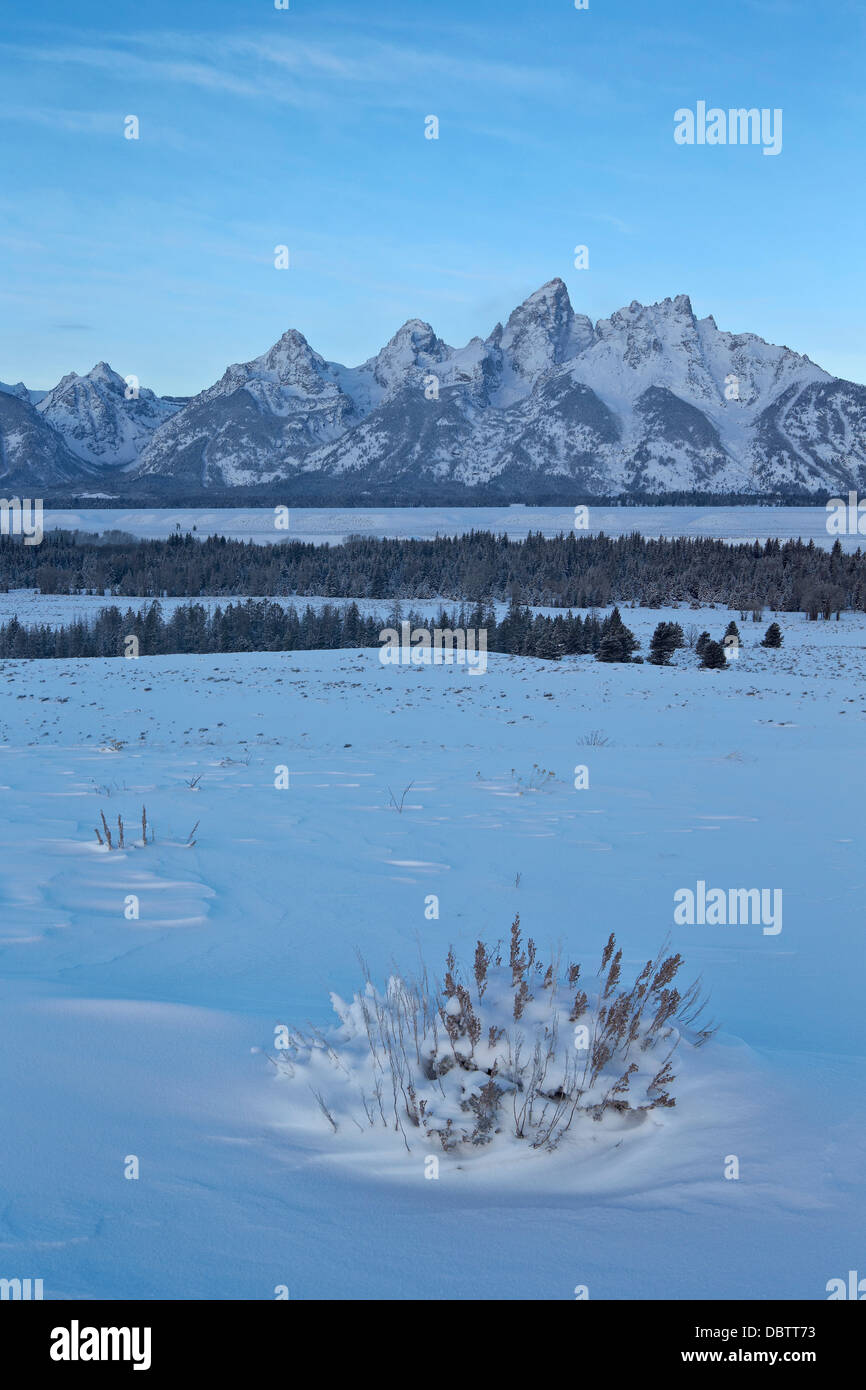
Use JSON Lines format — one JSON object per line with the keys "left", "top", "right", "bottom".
{"left": 273, "top": 918, "right": 717, "bottom": 1154}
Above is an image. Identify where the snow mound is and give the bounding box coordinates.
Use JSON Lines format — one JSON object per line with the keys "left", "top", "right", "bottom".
{"left": 272, "top": 920, "right": 716, "bottom": 1157}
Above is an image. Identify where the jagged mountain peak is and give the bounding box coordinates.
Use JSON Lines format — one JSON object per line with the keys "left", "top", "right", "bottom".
{"left": 87, "top": 360, "right": 125, "bottom": 385}
{"left": 361, "top": 318, "right": 448, "bottom": 393}
{"left": 0, "top": 379, "right": 48, "bottom": 406}
{"left": 603, "top": 293, "right": 696, "bottom": 330}
{"left": 376, "top": 317, "right": 445, "bottom": 366}
{"left": 200, "top": 329, "right": 341, "bottom": 409}
{"left": 35, "top": 359, "right": 181, "bottom": 468}
{"left": 260, "top": 328, "right": 329, "bottom": 379}
{"left": 492, "top": 278, "right": 594, "bottom": 394}
{"left": 514, "top": 276, "right": 572, "bottom": 313}
{"left": 40, "top": 362, "right": 131, "bottom": 405}
{"left": 502, "top": 278, "right": 575, "bottom": 338}
{"left": 265, "top": 327, "right": 318, "bottom": 357}
{"left": 670, "top": 293, "right": 694, "bottom": 316}
{"left": 388, "top": 317, "right": 439, "bottom": 343}
{"left": 39, "top": 361, "right": 164, "bottom": 413}
{"left": 0, "top": 379, "right": 32, "bottom": 402}
{"left": 50, "top": 370, "right": 81, "bottom": 391}
{"left": 485, "top": 279, "right": 574, "bottom": 339}
{"left": 5, "top": 284, "right": 864, "bottom": 495}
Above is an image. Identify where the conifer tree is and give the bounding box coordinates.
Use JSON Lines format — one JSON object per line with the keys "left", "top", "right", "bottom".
{"left": 648, "top": 621, "right": 679, "bottom": 665}
{"left": 597, "top": 608, "right": 639, "bottom": 663}
{"left": 700, "top": 639, "right": 728, "bottom": 669}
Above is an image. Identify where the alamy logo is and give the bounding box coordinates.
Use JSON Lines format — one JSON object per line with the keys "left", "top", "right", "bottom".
{"left": 826, "top": 1269, "right": 866, "bottom": 1299}
{"left": 379, "top": 622, "right": 487, "bottom": 675}
{"left": 0, "top": 497, "right": 43, "bottom": 546}
{"left": 50, "top": 1320, "right": 152, "bottom": 1371}
{"left": 0, "top": 1277, "right": 43, "bottom": 1299}
{"left": 674, "top": 880, "right": 782, "bottom": 935}
{"left": 674, "top": 102, "right": 782, "bottom": 156}
{"left": 826, "top": 492, "right": 866, "bottom": 535}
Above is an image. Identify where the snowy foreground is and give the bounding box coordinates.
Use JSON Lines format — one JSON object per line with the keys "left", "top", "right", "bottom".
{"left": 1, "top": 608, "right": 864, "bottom": 1299}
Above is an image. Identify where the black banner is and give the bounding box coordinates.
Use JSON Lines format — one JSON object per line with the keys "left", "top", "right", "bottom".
{"left": 2, "top": 1299, "right": 860, "bottom": 1376}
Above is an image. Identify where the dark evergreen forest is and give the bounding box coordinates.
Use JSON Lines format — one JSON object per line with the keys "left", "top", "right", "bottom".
{"left": 0, "top": 599, "right": 642, "bottom": 662}
{"left": 1, "top": 529, "right": 861, "bottom": 616}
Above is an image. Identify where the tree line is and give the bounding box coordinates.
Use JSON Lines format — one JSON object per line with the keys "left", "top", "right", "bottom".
{"left": 1, "top": 528, "right": 862, "bottom": 614}
{"left": 43, "top": 486, "right": 830, "bottom": 509}
{"left": 0, "top": 599, "right": 644, "bottom": 662}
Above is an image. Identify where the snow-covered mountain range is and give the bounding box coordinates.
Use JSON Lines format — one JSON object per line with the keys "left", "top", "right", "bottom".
{"left": 3, "top": 282, "right": 864, "bottom": 496}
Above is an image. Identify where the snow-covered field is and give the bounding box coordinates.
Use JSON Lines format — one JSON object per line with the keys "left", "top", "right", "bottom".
{"left": 40, "top": 504, "right": 861, "bottom": 549}
{"left": 0, "top": 590, "right": 585, "bottom": 632}
{"left": 1, "top": 606, "right": 864, "bottom": 1299}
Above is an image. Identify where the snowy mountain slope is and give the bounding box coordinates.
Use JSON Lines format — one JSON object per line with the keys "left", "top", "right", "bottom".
{"left": 36, "top": 362, "right": 182, "bottom": 467}
{"left": 0, "top": 378, "right": 47, "bottom": 405}
{"left": 132, "top": 281, "right": 863, "bottom": 494}
{"left": 749, "top": 378, "right": 866, "bottom": 492}
{"left": 133, "top": 329, "right": 371, "bottom": 487}
{"left": 0, "top": 389, "right": 89, "bottom": 487}
{"left": 487, "top": 277, "right": 596, "bottom": 407}
{"left": 6, "top": 283, "right": 865, "bottom": 494}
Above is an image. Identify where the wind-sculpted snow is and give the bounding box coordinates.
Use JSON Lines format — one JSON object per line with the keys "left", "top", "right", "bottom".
{"left": 0, "top": 628, "right": 864, "bottom": 1295}
{"left": 274, "top": 926, "right": 715, "bottom": 1158}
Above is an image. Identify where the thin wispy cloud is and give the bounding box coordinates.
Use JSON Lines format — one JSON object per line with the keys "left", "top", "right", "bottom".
{"left": 0, "top": 40, "right": 310, "bottom": 106}
{"left": 1, "top": 29, "right": 573, "bottom": 114}
{"left": 110, "top": 25, "right": 569, "bottom": 95}
{"left": 0, "top": 105, "right": 120, "bottom": 136}
{"left": 234, "top": 35, "right": 567, "bottom": 96}
{"left": 587, "top": 212, "right": 638, "bottom": 236}
{"left": 1, "top": 5, "right": 860, "bottom": 390}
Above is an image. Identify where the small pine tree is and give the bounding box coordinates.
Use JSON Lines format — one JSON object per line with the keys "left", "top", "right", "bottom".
{"left": 597, "top": 631, "right": 627, "bottom": 663}
{"left": 700, "top": 639, "right": 728, "bottom": 670}
{"left": 596, "top": 608, "right": 639, "bottom": 663}
{"left": 724, "top": 620, "right": 740, "bottom": 640}
{"left": 695, "top": 630, "right": 711, "bottom": 657}
{"left": 761, "top": 621, "right": 782, "bottom": 648}
{"left": 534, "top": 630, "right": 561, "bottom": 661}
{"left": 648, "top": 623, "right": 671, "bottom": 665}
{"left": 648, "top": 621, "right": 682, "bottom": 666}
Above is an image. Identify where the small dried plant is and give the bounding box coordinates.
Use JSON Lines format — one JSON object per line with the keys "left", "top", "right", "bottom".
{"left": 271, "top": 922, "right": 718, "bottom": 1155}
{"left": 510, "top": 764, "right": 556, "bottom": 793}
{"left": 94, "top": 805, "right": 154, "bottom": 849}
{"left": 387, "top": 781, "right": 414, "bottom": 813}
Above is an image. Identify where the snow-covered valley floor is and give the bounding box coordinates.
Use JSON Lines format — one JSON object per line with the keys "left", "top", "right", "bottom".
{"left": 1, "top": 608, "right": 864, "bottom": 1299}
{"left": 41, "top": 503, "right": 866, "bottom": 550}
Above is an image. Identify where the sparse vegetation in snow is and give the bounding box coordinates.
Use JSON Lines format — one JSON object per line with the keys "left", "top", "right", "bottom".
{"left": 272, "top": 921, "right": 717, "bottom": 1155}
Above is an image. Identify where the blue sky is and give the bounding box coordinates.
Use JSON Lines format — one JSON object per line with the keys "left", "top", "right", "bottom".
{"left": 1, "top": 0, "right": 863, "bottom": 395}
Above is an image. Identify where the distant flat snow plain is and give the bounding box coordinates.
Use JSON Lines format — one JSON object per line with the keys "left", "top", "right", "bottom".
{"left": 41, "top": 504, "right": 862, "bottom": 549}
{"left": 0, "top": 600, "right": 864, "bottom": 1299}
